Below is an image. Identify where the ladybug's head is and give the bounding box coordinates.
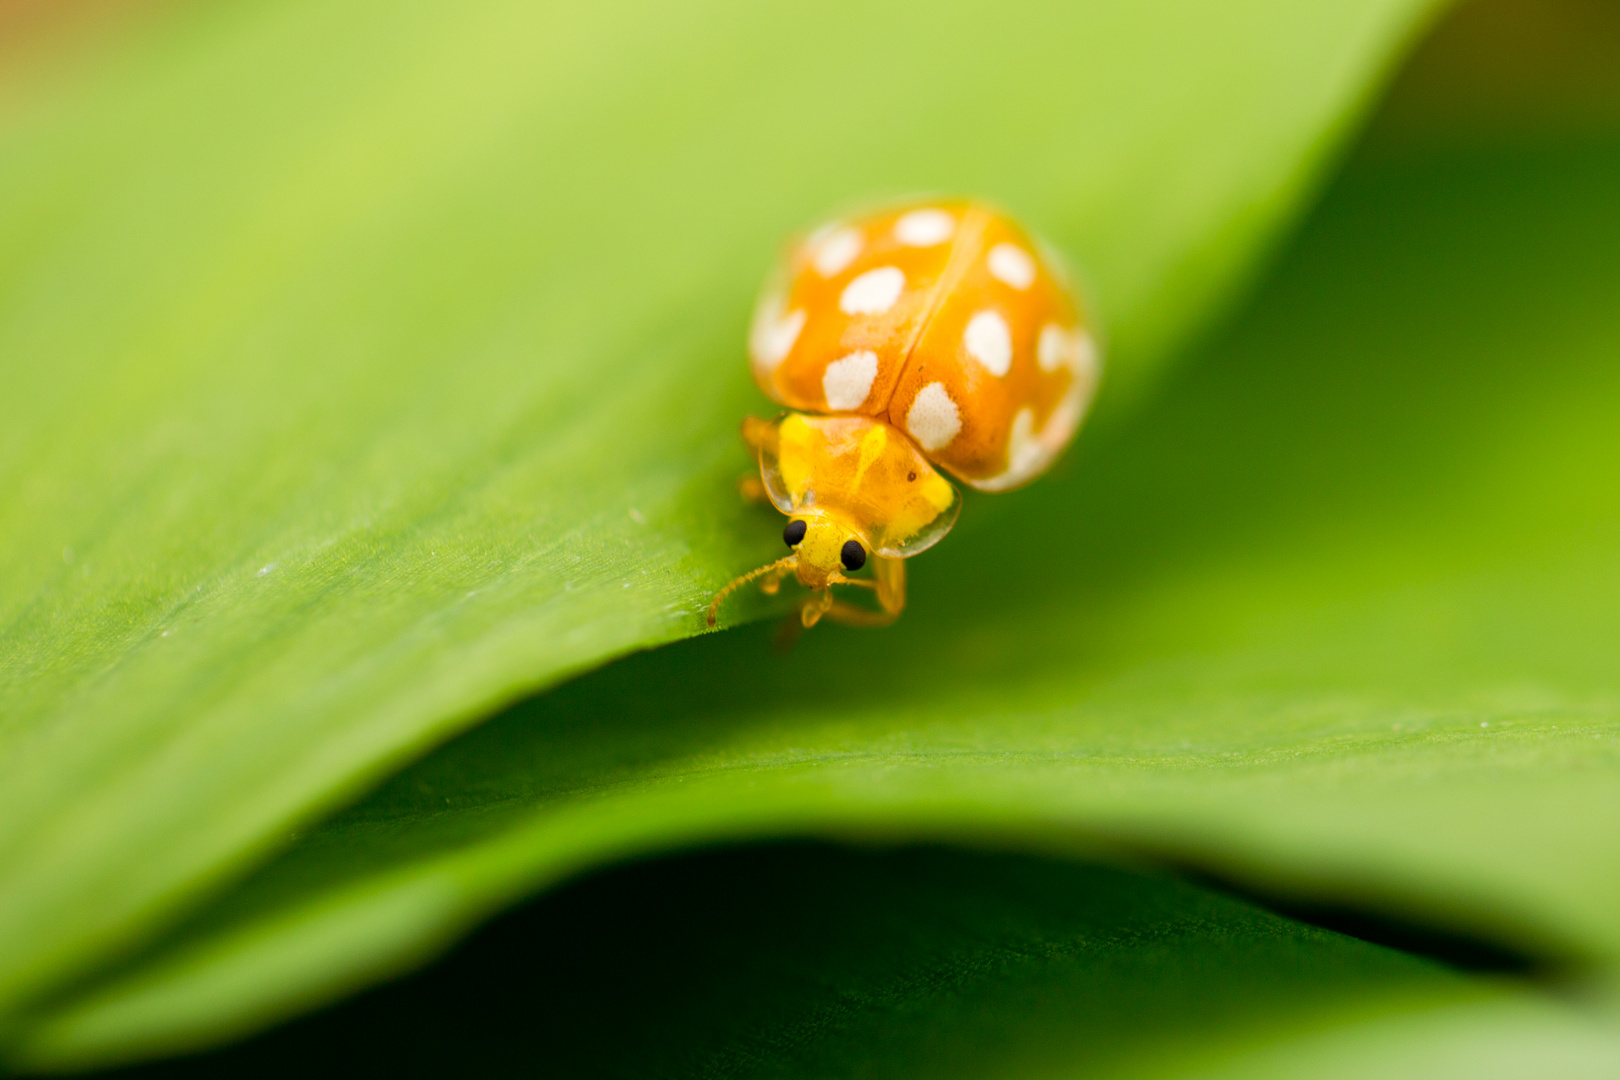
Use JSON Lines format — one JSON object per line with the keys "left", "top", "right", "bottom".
{"left": 781, "top": 509, "right": 868, "bottom": 590}
{"left": 704, "top": 507, "right": 870, "bottom": 628}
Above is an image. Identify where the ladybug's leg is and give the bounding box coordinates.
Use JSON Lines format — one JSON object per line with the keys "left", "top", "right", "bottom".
{"left": 758, "top": 561, "right": 791, "bottom": 596}
{"left": 798, "top": 588, "right": 837, "bottom": 627}
{"left": 740, "top": 415, "right": 778, "bottom": 454}
{"left": 737, "top": 417, "right": 778, "bottom": 504}
{"left": 872, "top": 555, "right": 905, "bottom": 617}
{"left": 821, "top": 556, "right": 906, "bottom": 628}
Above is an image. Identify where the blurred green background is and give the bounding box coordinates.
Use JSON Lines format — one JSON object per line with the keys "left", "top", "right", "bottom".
{"left": 3, "top": 0, "right": 1620, "bottom": 1075}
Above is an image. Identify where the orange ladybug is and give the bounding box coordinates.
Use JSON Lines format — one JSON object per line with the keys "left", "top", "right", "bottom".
{"left": 708, "top": 198, "right": 1100, "bottom": 630}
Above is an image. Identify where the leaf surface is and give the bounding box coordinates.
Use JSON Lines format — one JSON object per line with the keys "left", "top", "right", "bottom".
{"left": 21, "top": 78, "right": 1620, "bottom": 1066}
{"left": 0, "top": 0, "right": 1439, "bottom": 1044}
{"left": 108, "top": 847, "right": 1620, "bottom": 1080}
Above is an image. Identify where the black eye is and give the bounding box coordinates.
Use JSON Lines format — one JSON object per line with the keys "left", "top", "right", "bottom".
{"left": 783, "top": 519, "right": 807, "bottom": 547}
{"left": 840, "top": 539, "right": 866, "bottom": 571}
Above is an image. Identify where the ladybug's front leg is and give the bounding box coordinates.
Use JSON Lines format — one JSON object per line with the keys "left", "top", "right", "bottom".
{"left": 758, "top": 561, "right": 792, "bottom": 596}
{"left": 821, "top": 556, "right": 906, "bottom": 628}
{"left": 797, "top": 588, "right": 837, "bottom": 627}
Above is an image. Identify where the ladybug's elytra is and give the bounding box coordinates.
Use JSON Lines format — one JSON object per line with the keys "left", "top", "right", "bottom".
{"left": 708, "top": 198, "right": 1100, "bottom": 631}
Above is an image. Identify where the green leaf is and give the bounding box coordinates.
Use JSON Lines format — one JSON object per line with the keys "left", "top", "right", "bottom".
{"left": 18, "top": 109, "right": 1620, "bottom": 1068}
{"left": 92, "top": 847, "right": 1620, "bottom": 1079}
{"left": 0, "top": 0, "right": 1438, "bottom": 1046}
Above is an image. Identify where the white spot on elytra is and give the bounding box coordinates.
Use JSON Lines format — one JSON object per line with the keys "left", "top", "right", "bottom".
{"left": 1041, "top": 381, "right": 1085, "bottom": 453}
{"left": 1005, "top": 408, "right": 1043, "bottom": 476}
{"left": 822, "top": 350, "right": 879, "bottom": 410}
{"left": 1036, "top": 323, "right": 1097, "bottom": 376}
{"left": 749, "top": 296, "right": 805, "bottom": 371}
{"left": 963, "top": 310, "right": 1012, "bottom": 376}
{"left": 1036, "top": 323, "right": 1070, "bottom": 371}
{"left": 906, "top": 382, "right": 961, "bottom": 450}
{"left": 975, "top": 368, "right": 1093, "bottom": 493}
{"left": 975, "top": 410, "right": 1048, "bottom": 492}
{"left": 811, "top": 226, "right": 863, "bottom": 277}
{"left": 1076, "top": 331, "right": 1099, "bottom": 377}
{"left": 987, "top": 243, "right": 1036, "bottom": 289}
{"left": 894, "top": 208, "right": 955, "bottom": 246}
{"left": 840, "top": 266, "right": 905, "bottom": 316}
